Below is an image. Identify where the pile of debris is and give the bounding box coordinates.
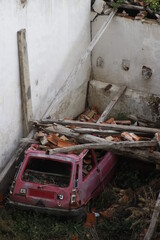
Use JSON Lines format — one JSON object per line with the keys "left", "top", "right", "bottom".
{"left": 3, "top": 105, "right": 160, "bottom": 239}
{"left": 22, "top": 102, "right": 160, "bottom": 240}
{"left": 92, "top": 0, "right": 160, "bottom": 23}
{"left": 25, "top": 106, "right": 160, "bottom": 168}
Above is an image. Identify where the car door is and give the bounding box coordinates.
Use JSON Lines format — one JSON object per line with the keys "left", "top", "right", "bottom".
{"left": 96, "top": 150, "right": 117, "bottom": 185}
{"left": 80, "top": 150, "right": 100, "bottom": 205}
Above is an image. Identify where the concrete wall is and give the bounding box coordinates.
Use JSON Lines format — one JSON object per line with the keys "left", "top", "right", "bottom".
{"left": 88, "top": 80, "right": 160, "bottom": 126}
{"left": 92, "top": 16, "right": 160, "bottom": 95}
{"left": 0, "top": 0, "right": 91, "bottom": 172}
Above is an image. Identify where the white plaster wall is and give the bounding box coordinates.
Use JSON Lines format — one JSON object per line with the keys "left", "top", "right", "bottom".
{"left": 92, "top": 16, "right": 160, "bottom": 95}
{"left": 0, "top": 0, "right": 91, "bottom": 172}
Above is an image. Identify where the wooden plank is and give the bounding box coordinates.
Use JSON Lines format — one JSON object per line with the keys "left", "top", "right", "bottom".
{"left": 20, "top": 138, "right": 38, "bottom": 144}
{"left": 120, "top": 4, "right": 144, "bottom": 10}
{"left": 45, "top": 125, "right": 79, "bottom": 138}
{"left": 37, "top": 120, "right": 160, "bottom": 135}
{"left": 47, "top": 142, "right": 160, "bottom": 164}
{"left": 78, "top": 134, "right": 109, "bottom": 143}
{"left": 17, "top": 29, "right": 33, "bottom": 136}
{"left": 113, "top": 149, "right": 160, "bottom": 165}
{"left": 45, "top": 125, "right": 110, "bottom": 143}
{"left": 42, "top": 10, "right": 117, "bottom": 118}
{"left": 97, "top": 86, "right": 127, "bottom": 123}
{"left": 144, "top": 192, "right": 160, "bottom": 240}
{"left": 74, "top": 127, "right": 119, "bottom": 135}
{"left": 74, "top": 127, "right": 152, "bottom": 137}
{"left": 48, "top": 140, "right": 157, "bottom": 154}
{"left": 106, "top": 2, "right": 144, "bottom": 11}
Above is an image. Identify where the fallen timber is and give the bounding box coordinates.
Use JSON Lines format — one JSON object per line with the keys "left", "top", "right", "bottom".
{"left": 36, "top": 119, "right": 160, "bottom": 135}
{"left": 43, "top": 125, "right": 109, "bottom": 143}
{"left": 39, "top": 123, "right": 157, "bottom": 146}
{"left": 35, "top": 120, "right": 160, "bottom": 165}
{"left": 73, "top": 128, "right": 151, "bottom": 136}
{"left": 47, "top": 141, "right": 160, "bottom": 164}
{"left": 47, "top": 141, "right": 157, "bottom": 154}
{"left": 97, "top": 85, "right": 127, "bottom": 123}
{"left": 144, "top": 192, "right": 160, "bottom": 240}
{"left": 44, "top": 105, "right": 159, "bottom": 163}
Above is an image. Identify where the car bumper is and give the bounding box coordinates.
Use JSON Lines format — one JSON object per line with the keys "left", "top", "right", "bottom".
{"left": 8, "top": 199, "right": 86, "bottom": 217}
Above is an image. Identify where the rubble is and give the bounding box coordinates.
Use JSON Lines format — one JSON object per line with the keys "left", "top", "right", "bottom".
{"left": 90, "top": 11, "right": 98, "bottom": 22}
{"left": 92, "top": 0, "right": 106, "bottom": 14}
{"left": 2, "top": 106, "right": 160, "bottom": 239}
{"left": 92, "top": 0, "right": 160, "bottom": 23}
{"left": 121, "top": 132, "right": 140, "bottom": 141}
{"left": 30, "top": 106, "right": 160, "bottom": 167}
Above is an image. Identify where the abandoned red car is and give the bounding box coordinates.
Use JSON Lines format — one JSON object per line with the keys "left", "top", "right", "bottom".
{"left": 9, "top": 145, "right": 117, "bottom": 219}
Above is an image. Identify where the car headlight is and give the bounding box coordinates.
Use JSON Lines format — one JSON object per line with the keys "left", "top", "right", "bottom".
{"left": 9, "top": 181, "right": 16, "bottom": 194}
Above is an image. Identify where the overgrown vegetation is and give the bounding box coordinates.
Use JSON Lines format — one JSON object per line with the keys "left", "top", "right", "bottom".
{"left": 110, "top": 0, "right": 124, "bottom": 9}
{"left": 0, "top": 208, "right": 84, "bottom": 240}
{"left": 144, "top": 0, "right": 160, "bottom": 12}
{"left": 105, "top": 0, "right": 160, "bottom": 12}
{"left": 1, "top": 160, "right": 160, "bottom": 239}
{"left": 93, "top": 160, "right": 160, "bottom": 240}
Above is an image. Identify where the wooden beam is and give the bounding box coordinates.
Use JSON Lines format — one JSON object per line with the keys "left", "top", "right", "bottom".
{"left": 73, "top": 127, "right": 150, "bottom": 136}
{"left": 17, "top": 29, "right": 33, "bottom": 136}
{"left": 37, "top": 120, "right": 160, "bottom": 135}
{"left": 119, "top": 4, "right": 144, "bottom": 11}
{"left": 45, "top": 125, "right": 79, "bottom": 138}
{"left": 20, "top": 138, "right": 38, "bottom": 144}
{"left": 47, "top": 140, "right": 157, "bottom": 154}
{"left": 47, "top": 143, "right": 160, "bottom": 164}
{"left": 113, "top": 149, "right": 160, "bottom": 164}
{"left": 144, "top": 192, "right": 160, "bottom": 240}
{"left": 45, "top": 125, "right": 111, "bottom": 143}
{"left": 97, "top": 86, "right": 127, "bottom": 123}
{"left": 107, "top": 2, "right": 144, "bottom": 11}
{"left": 74, "top": 127, "right": 119, "bottom": 136}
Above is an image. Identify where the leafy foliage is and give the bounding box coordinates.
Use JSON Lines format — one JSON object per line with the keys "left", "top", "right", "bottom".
{"left": 105, "top": 0, "right": 160, "bottom": 13}
{"left": 144, "top": 0, "right": 160, "bottom": 12}
{"left": 111, "top": 0, "right": 124, "bottom": 9}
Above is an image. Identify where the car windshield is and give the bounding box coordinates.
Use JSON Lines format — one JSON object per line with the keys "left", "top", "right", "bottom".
{"left": 22, "top": 157, "right": 72, "bottom": 188}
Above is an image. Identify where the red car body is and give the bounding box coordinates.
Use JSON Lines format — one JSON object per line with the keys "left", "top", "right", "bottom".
{"left": 9, "top": 145, "right": 117, "bottom": 218}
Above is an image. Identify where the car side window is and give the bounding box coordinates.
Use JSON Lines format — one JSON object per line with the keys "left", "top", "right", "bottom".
{"left": 94, "top": 150, "right": 107, "bottom": 163}
{"left": 75, "top": 164, "right": 79, "bottom": 188}
{"left": 82, "top": 150, "right": 96, "bottom": 180}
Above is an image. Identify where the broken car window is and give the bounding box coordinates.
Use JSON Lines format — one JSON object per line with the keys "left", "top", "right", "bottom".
{"left": 82, "top": 150, "right": 96, "bottom": 179}
{"left": 22, "top": 157, "right": 72, "bottom": 188}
